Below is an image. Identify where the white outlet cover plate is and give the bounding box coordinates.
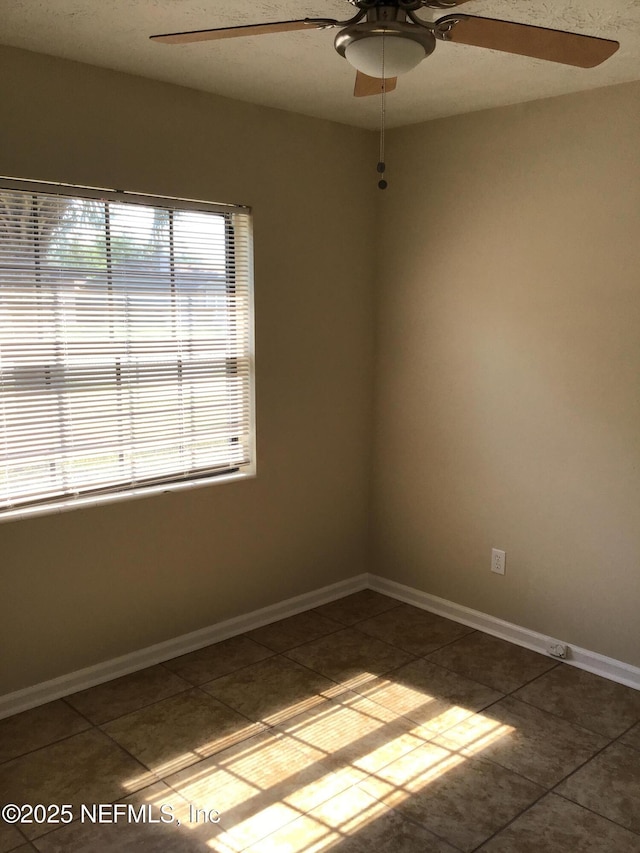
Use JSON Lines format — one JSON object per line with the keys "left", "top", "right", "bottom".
{"left": 491, "top": 548, "right": 506, "bottom": 575}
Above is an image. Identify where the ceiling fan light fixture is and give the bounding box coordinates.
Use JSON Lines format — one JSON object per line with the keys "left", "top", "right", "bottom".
{"left": 335, "top": 20, "right": 436, "bottom": 78}
{"left": 344, "top": 33, "right": 427, "bottom": 76}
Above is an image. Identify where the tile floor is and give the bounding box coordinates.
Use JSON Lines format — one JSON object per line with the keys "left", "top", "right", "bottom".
{"left": 1, "top": 590, "right": 640, "bottom": 852}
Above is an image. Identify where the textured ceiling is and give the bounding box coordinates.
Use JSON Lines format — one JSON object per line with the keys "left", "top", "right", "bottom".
{"left": 2, "top": 1, "right": 640, "bottom": 128}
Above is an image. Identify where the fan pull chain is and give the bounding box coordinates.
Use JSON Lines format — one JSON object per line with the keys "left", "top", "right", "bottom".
{"left": 378, "top": 33, "right": 388, "bottom": 190}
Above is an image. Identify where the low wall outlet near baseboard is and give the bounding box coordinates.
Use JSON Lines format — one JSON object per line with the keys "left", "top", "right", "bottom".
{"left": 547, "top": 642, "right": 569, "bottom": 659}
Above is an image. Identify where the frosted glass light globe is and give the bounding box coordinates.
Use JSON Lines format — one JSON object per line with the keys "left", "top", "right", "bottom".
{"left": 344, "top": 35, "right": 427, "bottom": 77}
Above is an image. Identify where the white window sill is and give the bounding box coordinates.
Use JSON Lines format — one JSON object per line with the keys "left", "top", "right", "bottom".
{"left": 0, "top": 468, "right": 256, "bottom": 524}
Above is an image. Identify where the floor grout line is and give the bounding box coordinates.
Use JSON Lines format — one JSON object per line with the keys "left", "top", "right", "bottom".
{"left": 552, "top": 789, "right": 640, "bottom": 838}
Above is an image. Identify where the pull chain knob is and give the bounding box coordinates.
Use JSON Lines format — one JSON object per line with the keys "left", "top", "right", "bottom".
{"left": 377, "top": 161, "right": 387, "bottom": 189}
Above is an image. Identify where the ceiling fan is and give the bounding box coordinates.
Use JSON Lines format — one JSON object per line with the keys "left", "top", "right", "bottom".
{"left": 150, "top": 0, "right": 620, "bottom": 98}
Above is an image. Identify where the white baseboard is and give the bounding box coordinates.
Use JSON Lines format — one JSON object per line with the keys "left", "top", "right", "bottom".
{"left": 2, "top": 570, "right": 638, "bottom": 720}
{"left": 369, "top": 574, "right": 640, "bottom": 692}
{"left": 0, "top": 573, "right": 368, "bottom": 721}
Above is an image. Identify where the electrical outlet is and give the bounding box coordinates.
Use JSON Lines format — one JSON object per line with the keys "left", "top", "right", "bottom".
{"left": 547, "top": 642, "right": 568, "bottom": 659}
{"left": 491, "top": 548, "right": 506, "bottom": 575}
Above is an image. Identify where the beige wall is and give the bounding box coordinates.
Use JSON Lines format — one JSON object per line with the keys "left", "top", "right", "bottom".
{"left": 373, "top": 81, "right": 640, "bottom": 667}
{"left": 0, "top": 46, "right": 377, "bottom": 692}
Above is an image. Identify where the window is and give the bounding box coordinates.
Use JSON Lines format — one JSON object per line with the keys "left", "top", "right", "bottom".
{"left": 0, "top": 179, "right": 254, "bottom": 519}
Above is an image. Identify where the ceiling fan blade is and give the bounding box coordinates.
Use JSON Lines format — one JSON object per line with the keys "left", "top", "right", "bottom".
{"left": 436, "top": 15, "right": 619, "bottom": 68}
{"left": 354, "top": 72, "right": 398, "bottom": 97}
{"left": 150, "top": 19, "right": 338, "bottom": 45}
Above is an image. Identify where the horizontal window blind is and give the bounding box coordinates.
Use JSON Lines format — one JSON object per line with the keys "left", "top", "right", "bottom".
{"left": 0, "top": 181, "right": 254, "bottom": 515}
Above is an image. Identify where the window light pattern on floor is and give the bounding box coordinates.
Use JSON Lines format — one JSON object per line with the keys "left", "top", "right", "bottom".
{"left": 1, "top": 591, "right": 639, "bottom": 852}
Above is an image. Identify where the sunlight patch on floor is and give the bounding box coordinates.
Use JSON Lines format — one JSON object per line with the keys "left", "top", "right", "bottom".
{"left": 436, "top": 714, "right": 516, "bottom": 757}
{"left": 121, "top": 720, "right": 266, "bottom": 788}
{"left": 348, "top": 672, "right": 488, "bottom": 734}
{"left": 122, "top": 669, "right": 513, "bottom": 852}
{"left": 261, "top": 681, "right": 350, "bottom": 727}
